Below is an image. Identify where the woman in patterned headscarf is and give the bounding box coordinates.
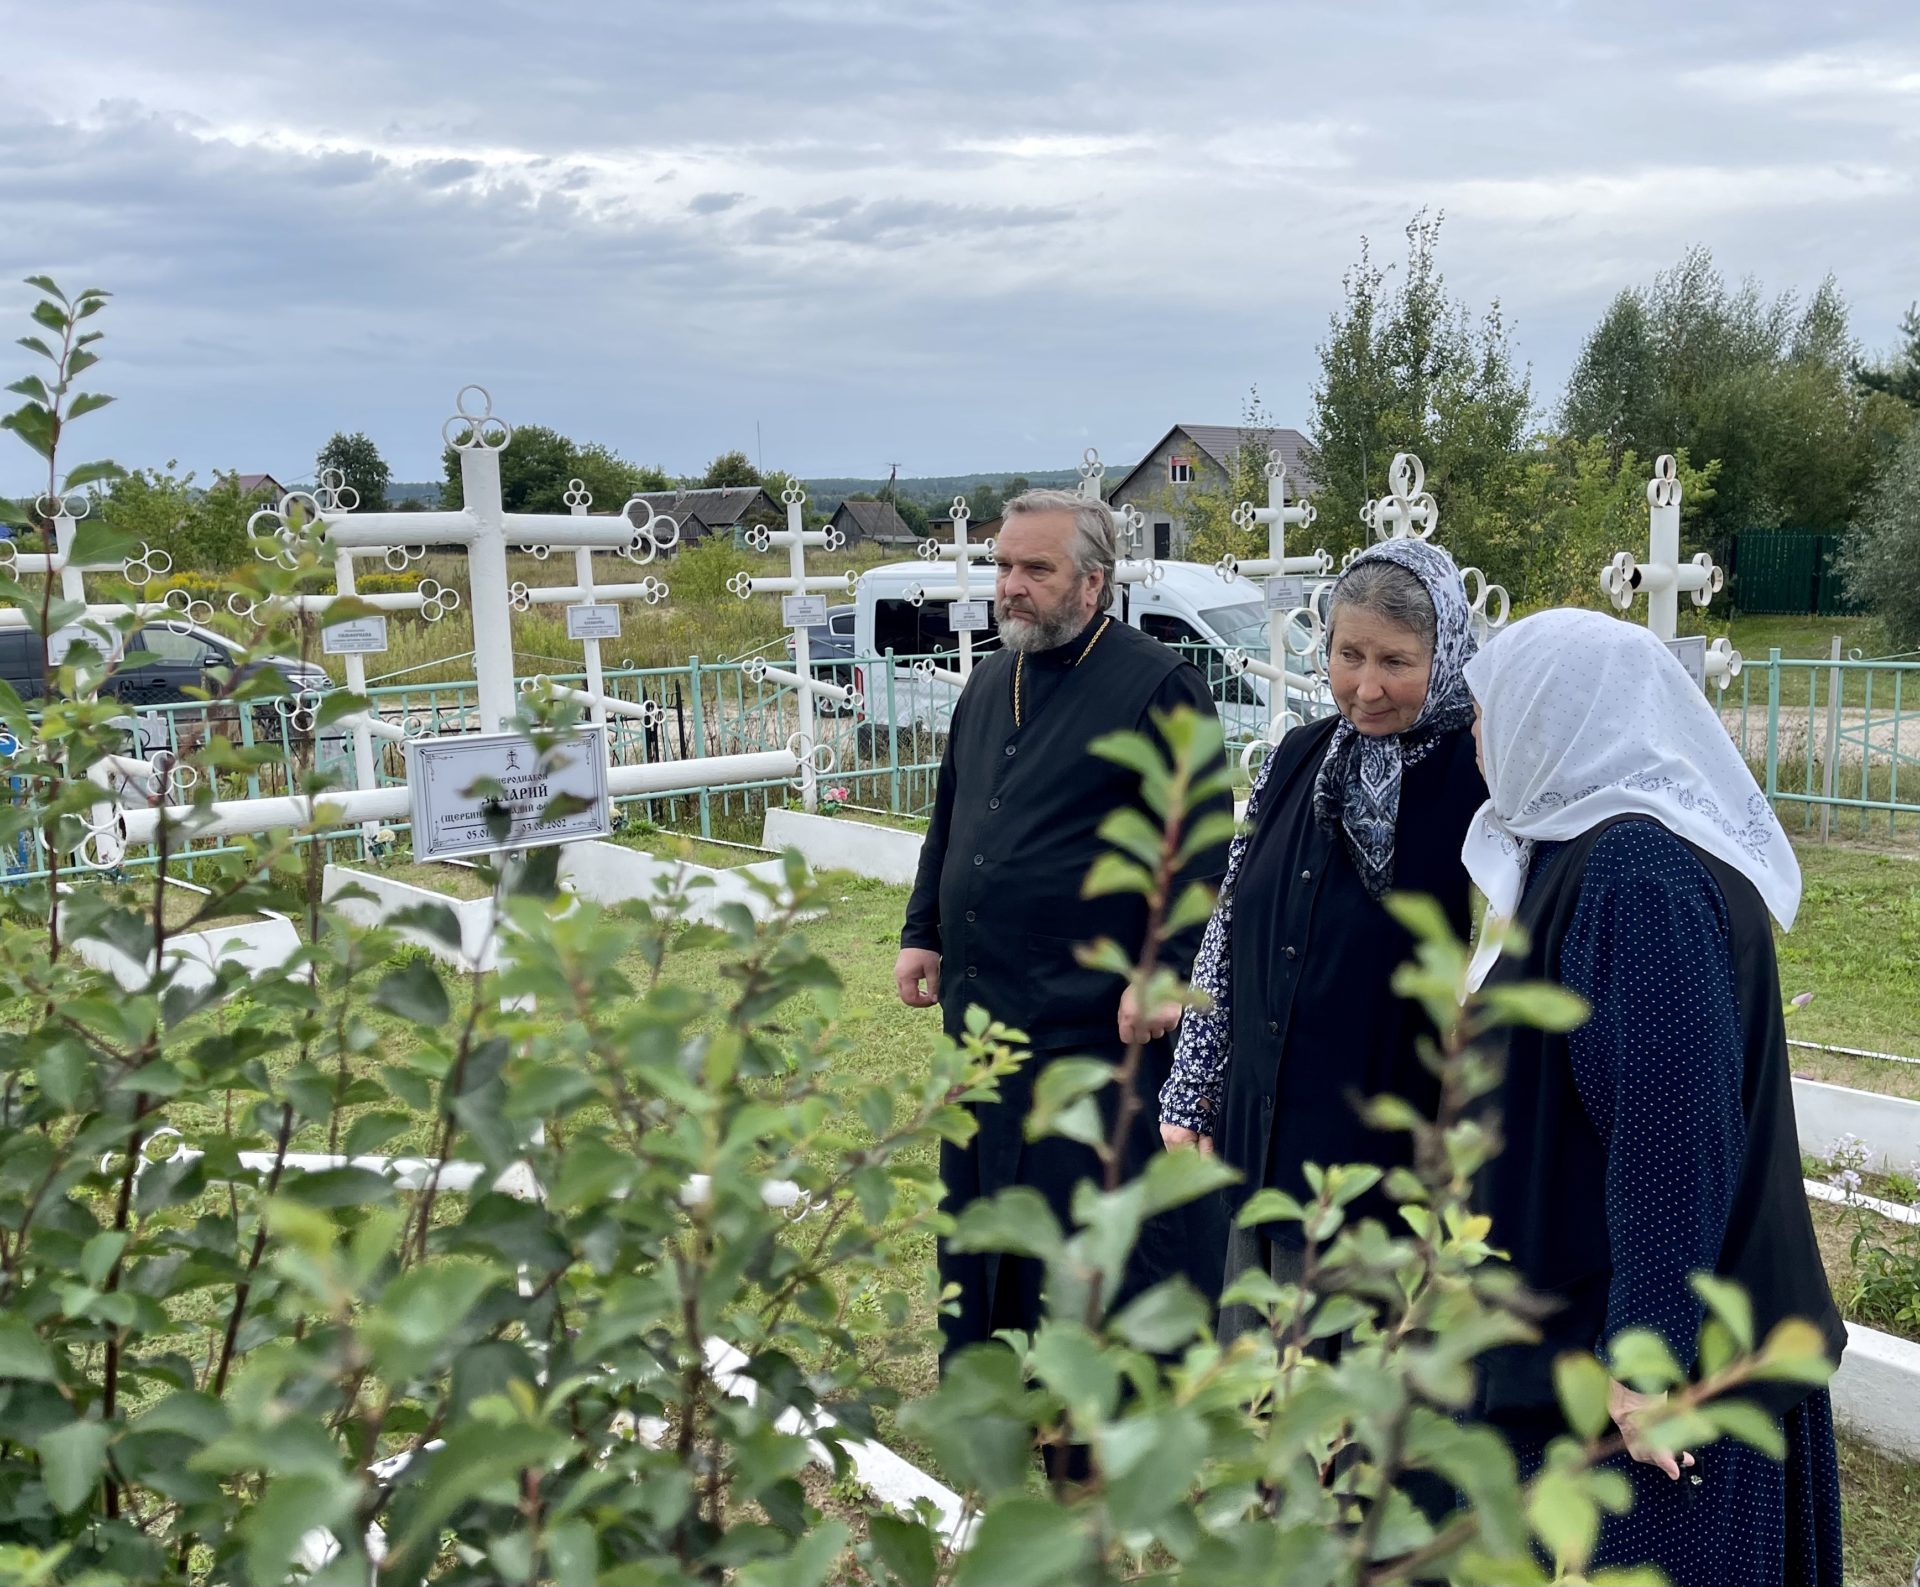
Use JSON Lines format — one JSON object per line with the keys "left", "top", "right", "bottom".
{"left": 1158, "top": 538, "right": 1487, "bottom": 1329}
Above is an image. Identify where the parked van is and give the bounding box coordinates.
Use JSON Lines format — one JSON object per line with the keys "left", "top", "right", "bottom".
{"left": 849, "top": 560, "right": 1330, "bottom": 742}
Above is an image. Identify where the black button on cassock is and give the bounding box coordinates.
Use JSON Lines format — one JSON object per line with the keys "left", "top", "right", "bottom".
{"left": 965, "top": 909, "right": 977, "bottom": 922}
{"left": 1004, "top": 744, "right": 1017, "bottom": 757}
{"left": 1284, "top": 946, "right": 1298, "bottom": 960}
{"left": 988, "top": 797, "right": 1001, "bottom": 810}
{"left": 1300, "top": 869, "right": 1313, "bottom": 882}
{"left": 973, "top": 853, "right": 984, "bottom": 866}
{"left": 967, "top": 966, "right": 979, "bottom": 978}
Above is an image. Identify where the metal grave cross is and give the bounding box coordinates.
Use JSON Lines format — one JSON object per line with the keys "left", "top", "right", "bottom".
{"left": 902, "top": 494, "right": 995, "bottom": 682}
{"left": 729, "top": 481, "right": 852, "bottom": 811}
{"left": 1599, "top": 453, "right": 1740, "bottom": 689}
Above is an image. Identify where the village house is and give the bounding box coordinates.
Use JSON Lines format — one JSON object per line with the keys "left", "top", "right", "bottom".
{"left": 826, "top": 498, "right": 913, "bottom": 550}
{"left": 625, "top": 485, "right": 784, "bottom": 549}
{"left": 1103, "top": 423, "right": 1316, "bottom": 560}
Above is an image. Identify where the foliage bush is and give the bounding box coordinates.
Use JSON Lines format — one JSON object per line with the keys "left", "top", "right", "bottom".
{"left": 0, "top": 275, "right": 1840, "bottom": 1585}
{"left": 1837, "top": 424, "right": 1920, "bottom": 652}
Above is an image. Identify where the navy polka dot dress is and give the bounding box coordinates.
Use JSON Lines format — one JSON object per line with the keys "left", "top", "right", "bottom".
{"left": 1512, "top": 819, "right": 1843, "bottom": 1585}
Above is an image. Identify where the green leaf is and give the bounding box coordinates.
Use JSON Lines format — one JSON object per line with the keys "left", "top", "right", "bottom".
{"left": 1235, "top": 1187, "right": 1305, "bottom": 1226}
{"left": 1704, "top": 1396, "right": 1786, "bottom": 1459}
{"left": 1080, "top": 852, "right": 1153, "bottom": 899}
{"left": 37, "top": 1419, "right": 110, "bottom": 1514}
{"left": 1552, "top": 1352, "right": 1611, "bottom": 1441}
{"left": 1749, "top": 1317, "right": 1837, "bottom": 1385}
{"left": 1606, "top": 1328, "right": 1682, "bottom": 1391}
{"left": 1108, "top": 1278, "right": 1209, "bottom": 1353}
{"left": 60, "top": 459, "right": 125, "bottom": 491}
{"left": 867, "top": 1513, "right": 938, "bottom": 1587}
{"left": 1, "top": 403, "right": 53, "bottom": 457}
{"left": 1139, "top": 1144, "right": 1239, "bottom": 1217}
{"left": 1029, "top": 1321, "right": 1120, "bottom": 1421}
{"left": 949, "top": 1187, "right": 1064, "bottom": 1262}
{"left": 1689, "top": 1273, "right": 1753, "bottom": 1352}
{"left": 30, "top": 301, "right": 67, "bottom": 334}
{"left": 372, "top": 958, "right": 451, "bottom": 1026}
{"left": 1095, "top": 806, "right": 1165, "bottom": 867}
{"left": 1479, "top": 982, "right": 1590, "bottom": 1034}
{"left": 1526, "top": 1461, "right": 1599, "bottom": 1572}
{"left": 1163, "top": 880, "right": 1217, "bottom": 937}
{"left": 23, "top": 275, "right": 66, "bottom": 301}
{"left": 241, "top": 1470, "right": 358, "bottom": 1585}
{"left": 5, "top": 376, "right": 49, "bottom": 403}
{"left": 16, "top": 335, "right": 56, "bottom": 361}
{"left": 0, "top": 1316, "right": 57, "bottom": 1381}
{"left": 79, "top": 1231, "right": 127, "bottom": 1289}
{"left": 65, "top": 392, "right": 114, "bottom": 421}
{"left": 33, "top": 1043, "right": 89, "bottom": 1111}
{"left": 952, "top": 1496, "right": 1095, "bottom": 1587}
{"left": 1383, "top": 891, "right": 1454, "bottom": 947}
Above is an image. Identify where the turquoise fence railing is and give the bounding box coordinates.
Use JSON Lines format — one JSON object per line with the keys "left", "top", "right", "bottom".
{"left": 10, "top": 645, "right": 1919, "bottom": 885}
{"left": 1730, "top": 652, "right": 1920, "bottom": 838}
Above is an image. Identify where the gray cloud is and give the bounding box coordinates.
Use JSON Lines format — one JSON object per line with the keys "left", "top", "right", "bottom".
{"left": 0, "top": 0, "right": 1914, "bottom": 486}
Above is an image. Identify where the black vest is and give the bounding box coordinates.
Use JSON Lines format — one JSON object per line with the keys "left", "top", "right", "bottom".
{"left": 1476, "top": 818, "right": 1845, "bottom": 1420}
{"left": 935, "top": 620, "right": 1184, "bottom": 1048}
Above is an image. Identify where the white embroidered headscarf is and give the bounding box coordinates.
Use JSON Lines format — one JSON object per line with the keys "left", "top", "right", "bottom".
{"left": 1461, "top": 608, "right": 1801, "bottom": 990}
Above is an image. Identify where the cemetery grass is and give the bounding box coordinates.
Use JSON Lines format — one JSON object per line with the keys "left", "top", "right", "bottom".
{"left": 1839, "top": 1436, "right": 1920, "bottom": 1587}
{"left": 1776, "top": 840, "right": 1920, "bottom": 1098}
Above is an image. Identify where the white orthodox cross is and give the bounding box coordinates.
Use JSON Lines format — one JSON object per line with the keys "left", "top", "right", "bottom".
{"left": 900, "top": 494, "right": 994, "bottom": 682}
{"left": 1353, "top": 452, "right": 1510, "bottom": 640}
{"left": 510, "top": 478, "right": 673, "bottom": 735}
{"left": 729, "top": 482, "right": 852, "bottom": 811}
{"left": 1076, "top": 449, "right": 1160, "bottom": 590}
{"left": 1600, "top": 454, "right": 1740, "bottom": 689}
{"left": 1216, "top": 451, "right": 1334, "bottom": 715}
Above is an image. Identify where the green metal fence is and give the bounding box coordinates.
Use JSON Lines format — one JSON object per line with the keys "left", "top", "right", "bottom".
{"left": 10, "top": 645, "right": 1920, "bottom": 886}
{"left": 1732, "top": 531, "right": 1860, "bottom": 617}
{"left": 1725, "top": 652, "right": 1920, "bottom": 839}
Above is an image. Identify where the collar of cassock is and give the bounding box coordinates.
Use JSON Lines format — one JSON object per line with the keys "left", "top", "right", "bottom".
{"left": 1027, "top": 613, "right": 1104, "bottom": 669}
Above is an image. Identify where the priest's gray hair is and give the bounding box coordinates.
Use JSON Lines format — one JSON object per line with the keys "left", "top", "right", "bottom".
{"left": 1002, "top": 488, "right": 1118, "bottom": 610}
{"left": 1328, "top": 560, "right": 1436, "bottom": 655}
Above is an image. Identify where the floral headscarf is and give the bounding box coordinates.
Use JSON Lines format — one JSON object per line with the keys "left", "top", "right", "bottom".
{"left": 1310, "top": 538, "right": 1478, "bottom": 898}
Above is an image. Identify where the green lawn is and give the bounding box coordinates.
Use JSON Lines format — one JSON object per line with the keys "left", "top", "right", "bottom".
{"left": 1841, "top": 1437, "right": 1920, "bottom": 1587}
{"left": 1776, "top": 840, "right": 1920, "bottom": 1098}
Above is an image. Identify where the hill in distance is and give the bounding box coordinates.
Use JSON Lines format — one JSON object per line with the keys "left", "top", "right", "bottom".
{"left": 802, "top": 468, "right": 1082, "bottom": 514}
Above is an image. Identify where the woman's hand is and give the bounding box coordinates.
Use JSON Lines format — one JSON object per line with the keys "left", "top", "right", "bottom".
{"left": 1160, "top": 1123, "right": 1213, "bottom": 1154}
{"left": 1608, "top": 1379, "right": 1697, "bottom": 1480}
{"left": 1119, "top": 985, "right": 1183, "bottom": 1045}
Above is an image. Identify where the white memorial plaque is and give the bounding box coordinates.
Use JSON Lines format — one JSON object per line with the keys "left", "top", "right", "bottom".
{"left": 782, "top": 594, "right": 829, "bottom": 628}
{"left": 321, "top": 614, "right": 390, "bottom": 656}
{"left": 405, "top": 725, "right": 610, "bottom": 861}
{"left": 565, "top": 603, "right": 622, "bottom": 641}
{"left": 1665, "top": 636, "right": 1707, "bottom": 688}
{"left": 948, "top": 600, "right": 989, "bottom": 633}
{"left": 1265, "top": 575, "right": 1307, "bottom": 612}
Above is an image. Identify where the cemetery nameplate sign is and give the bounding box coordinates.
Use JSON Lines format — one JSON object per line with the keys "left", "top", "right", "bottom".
{"left": 948, "top": 600, "right": 989, "bottom": 633}
{"left": 782, "top": 594, "right": 829, "bottom": 629}
{"left": 566, "top": 603, "right": 622, "bottom": 641}
{"left": 406, "top": 725, "right": 611, "bottom": 860}
{"left": 1265, "top": 575, "right": 1307, "bottom": 612}
{"left": 1665, "top": 635, "right": 1707, "bottom": 689}
{"left": 322, "top": 614, "right": 390, "bottom": 655}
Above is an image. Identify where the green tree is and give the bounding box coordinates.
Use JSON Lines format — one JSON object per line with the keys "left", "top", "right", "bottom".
{"left": 439, "top": 425, "right": 667, "bottom": 515}
{"left": 1855, "top": 302, "right": 1920, "bottom": 410}
{"left": 966, "top": 482, "right": 1003, "bottom": 521}
{"left": 1306, "top": 212, "right": 1533, "bottom": 565}
{"left": 92, "top": 465, "right": 267, "bottom": 571}
{"left": 1837, "top": 423, "right": 1920, "bottom": 649}
{"left": 893, "top": 494, "right": 929, "bottom": 536}
{"left": 315, "top": 429, "right": 391, "bottom": 512}
{"left": 1561, "top": 251, "right": 1883, "bottom": 562}
{"left": 699, "top": 448, "right": 762, "bottom": 489}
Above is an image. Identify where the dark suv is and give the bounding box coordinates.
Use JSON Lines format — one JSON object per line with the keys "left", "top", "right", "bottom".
{"left": 0, "top": 622, "right": 338, "bottom": 758}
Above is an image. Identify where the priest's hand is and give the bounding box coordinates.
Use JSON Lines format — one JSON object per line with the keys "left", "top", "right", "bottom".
{"left": 895, "top": 948, "right": 941, "bottom": 1008}
{"left": 1608, "top": 1379, "right": 1696, "bottom": 1480}
{"left": 1159, "top": 1123, "right": 1212, "bottom": 1154}
{"left": 1118, "top": 985, "right": 1182, "bottom": 1045}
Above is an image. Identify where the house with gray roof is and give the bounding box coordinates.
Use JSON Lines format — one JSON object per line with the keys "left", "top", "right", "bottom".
{"left": 1104, "top": 423, "right": 1316, "bottom": 560}
{"left": 827, "top": 498, "right": 912, "bottom": 549}
{"left": 625, "top": 485, "right": 783, "bottom": 549}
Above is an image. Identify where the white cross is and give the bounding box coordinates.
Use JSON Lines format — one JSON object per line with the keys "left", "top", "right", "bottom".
{"left": 1078, "top": 448, "right": 1160, "bottom": 589}
{"left": 1600, "top": 454, "right": 1740, "bottom": 688}
{"left": 729, "top": 481, "right": 851, "bottom": 811}
{"left": 902, "top": 494, "right": 994, "bottom": 681}
{"left": 1217, "top": 450, "right": 1333, "bottom": 717}
{"left": 1352, "top": 450, "right": 1510, "bottom": 641}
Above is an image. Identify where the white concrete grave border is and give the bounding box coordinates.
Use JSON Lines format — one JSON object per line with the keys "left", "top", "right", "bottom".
{"left": 63, "top": 878, "right": 300, "bottom": 994}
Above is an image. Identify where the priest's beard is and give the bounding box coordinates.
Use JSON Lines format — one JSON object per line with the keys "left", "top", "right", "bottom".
{"left": 997, "top": 581, "right": 1094, "bottom": 653}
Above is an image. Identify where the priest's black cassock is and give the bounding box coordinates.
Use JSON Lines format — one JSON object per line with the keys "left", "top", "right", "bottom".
{"left": 901, "top": 612, "right": 1234, "bottom": 1357}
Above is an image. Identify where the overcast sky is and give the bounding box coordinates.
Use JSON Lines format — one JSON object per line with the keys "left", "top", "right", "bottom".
{"left": 1, "top": 0, "right": 1914, "bottom": 494}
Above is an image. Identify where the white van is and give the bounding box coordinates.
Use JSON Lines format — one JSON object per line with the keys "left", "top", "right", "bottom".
{"left": 850, "top": 560, "right": 1331, "bottom": 743}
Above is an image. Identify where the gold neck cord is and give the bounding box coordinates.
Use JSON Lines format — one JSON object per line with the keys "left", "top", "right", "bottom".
{"left": 1012, "top": 615, "right": 1112, "bottom": 729}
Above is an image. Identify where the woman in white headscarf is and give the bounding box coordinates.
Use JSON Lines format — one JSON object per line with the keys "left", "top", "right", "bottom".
{"left": 1464, "top": 608, "right": 1844, "bottom": 1587}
